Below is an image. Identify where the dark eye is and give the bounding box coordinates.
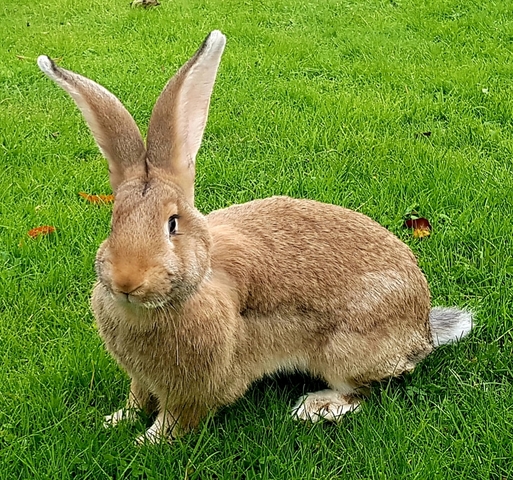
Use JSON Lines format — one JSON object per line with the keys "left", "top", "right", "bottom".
{"left": 168, "top": 215, "right": 178, "bottom": 236}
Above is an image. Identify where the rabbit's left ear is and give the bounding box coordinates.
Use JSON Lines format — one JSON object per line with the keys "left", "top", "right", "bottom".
{"left": 146, "top": 31, "right": 226, "bottom": 206}
{"left": 37, "top": 56, "right": 147, "bottom": 193}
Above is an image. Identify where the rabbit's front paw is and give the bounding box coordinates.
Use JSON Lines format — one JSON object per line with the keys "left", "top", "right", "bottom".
{"left": 135, "top": 415, "right": 174, "bottom": 446}
{"left": 104, "top": 408, "right": 138, "bottom": 428}
{"left": 292, "top": 389, "right": 361, "bottom": 423}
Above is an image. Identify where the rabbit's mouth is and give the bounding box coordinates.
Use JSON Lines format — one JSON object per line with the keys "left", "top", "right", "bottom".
{"left": 102, "top": 272, "right": 195, "bottom": 310}
{"left": 110, "top": 289, "right": 169, "bottom": 309}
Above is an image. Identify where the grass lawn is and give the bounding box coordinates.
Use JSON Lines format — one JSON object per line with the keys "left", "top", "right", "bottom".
{"left": 1, "top": 0, "right": 513, "bottom": 477}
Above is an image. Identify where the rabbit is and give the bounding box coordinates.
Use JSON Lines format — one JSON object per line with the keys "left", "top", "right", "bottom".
{"left": 37, "top": 30, "right": 473, "bottom": 444}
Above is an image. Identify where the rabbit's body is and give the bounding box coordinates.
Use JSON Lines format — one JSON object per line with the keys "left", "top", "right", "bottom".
{"left": 38, "top": 31, "right": 472, "bottom": 444}
{"left": 206, "top": 194, "right": 434, "bottom": 385}
{"left": 92, "top": 193, "right": 433, "bottom": 437}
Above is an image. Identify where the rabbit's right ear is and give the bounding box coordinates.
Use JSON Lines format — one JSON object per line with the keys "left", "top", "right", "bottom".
{"left": 37, "top": 56, "right": 146, "bottom": 193}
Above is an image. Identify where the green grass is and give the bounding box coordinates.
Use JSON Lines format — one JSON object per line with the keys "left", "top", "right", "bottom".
{"left": 1, "top": 0, "right": 513, "bottom": 477}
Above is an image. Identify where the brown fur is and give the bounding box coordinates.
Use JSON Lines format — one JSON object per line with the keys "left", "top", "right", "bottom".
{"left": 92, "top": 190, "right": 433, "bottom": 438}
{"left": 39, "top": 31, "right": 443, "bottom": 443}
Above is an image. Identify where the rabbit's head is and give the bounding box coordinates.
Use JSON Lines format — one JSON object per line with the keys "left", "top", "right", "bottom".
{"left": 38, "top": 31, "right": 226, "bottom": 307}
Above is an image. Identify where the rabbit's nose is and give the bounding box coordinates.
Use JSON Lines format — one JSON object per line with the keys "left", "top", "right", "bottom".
{"left": 112, "top": 280, "right": 147, "bottom": 305}
{"left": 111, "top": 269, "right": 146, "bottom": 297}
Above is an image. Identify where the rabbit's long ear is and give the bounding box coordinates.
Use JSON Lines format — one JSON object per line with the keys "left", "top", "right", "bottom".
{"left": 37, "top": 56, "right": 146, "bottom": 193}
{"left": 146, "top": 30, "right": 226, "bottom": 206}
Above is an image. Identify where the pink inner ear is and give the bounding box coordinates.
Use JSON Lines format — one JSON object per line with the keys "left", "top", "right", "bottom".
{"left": 146, "top": 31, "right": 226, "bottom": 206}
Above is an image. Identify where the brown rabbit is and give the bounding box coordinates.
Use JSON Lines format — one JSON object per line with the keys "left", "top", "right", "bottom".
{"left": 38, "top": 31, "right": 472, "bottom": 444}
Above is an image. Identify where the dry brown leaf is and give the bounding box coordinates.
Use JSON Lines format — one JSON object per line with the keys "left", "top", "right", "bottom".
{"left": 131, "top": 0, "right": 160, "bottom": 7}
{"left": 415, "top": 131, "right": 432, "bottom": 138}
{"left": 404, "top": 217, "right": 431, "bottom": 239}
{"left": 27, "top": 225, "right": 56, "bottom": 238}
{"left": 413, "top": 227, "right": 431, "bottom": 239}
{"left": 79, "top": 192, "right": 115, "bottom": 204}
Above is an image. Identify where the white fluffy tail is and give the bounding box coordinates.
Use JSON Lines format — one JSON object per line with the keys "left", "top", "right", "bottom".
{"left": 430, "top": 307, "right": 473, "bottom": 347}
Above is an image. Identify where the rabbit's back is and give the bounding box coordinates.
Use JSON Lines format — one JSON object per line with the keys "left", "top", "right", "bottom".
{"left": 207, "top": 195, "right": 429, "bottom": 314}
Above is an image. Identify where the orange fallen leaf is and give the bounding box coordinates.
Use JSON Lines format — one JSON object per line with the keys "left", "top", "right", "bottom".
{"left": 413, "top": 227, "right": 431, "bottom": 239}
{"left": 405, "top": 217, "right": 431, "bottom": 229}
{"left": 404, "top": 217, "right": 432, "bottom": 239}
{"left": 78, "top": 192, "right": 115, "bottom": 204}
{"left": 27, "top": 225, "right": 56, "bottom": 238}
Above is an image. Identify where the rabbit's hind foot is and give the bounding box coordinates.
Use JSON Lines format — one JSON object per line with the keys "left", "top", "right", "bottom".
{"left": 291, "top": 389, "right": 361, "bottom": 423}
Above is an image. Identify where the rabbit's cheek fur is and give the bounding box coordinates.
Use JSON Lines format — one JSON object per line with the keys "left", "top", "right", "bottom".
{"left": 96, "top": 224, "right": 212, "bottom": 309}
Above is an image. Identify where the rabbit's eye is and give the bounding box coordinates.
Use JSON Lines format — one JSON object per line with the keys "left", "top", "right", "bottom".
{"left": 168, "top": 215, "right": 178, "bottom": 235}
